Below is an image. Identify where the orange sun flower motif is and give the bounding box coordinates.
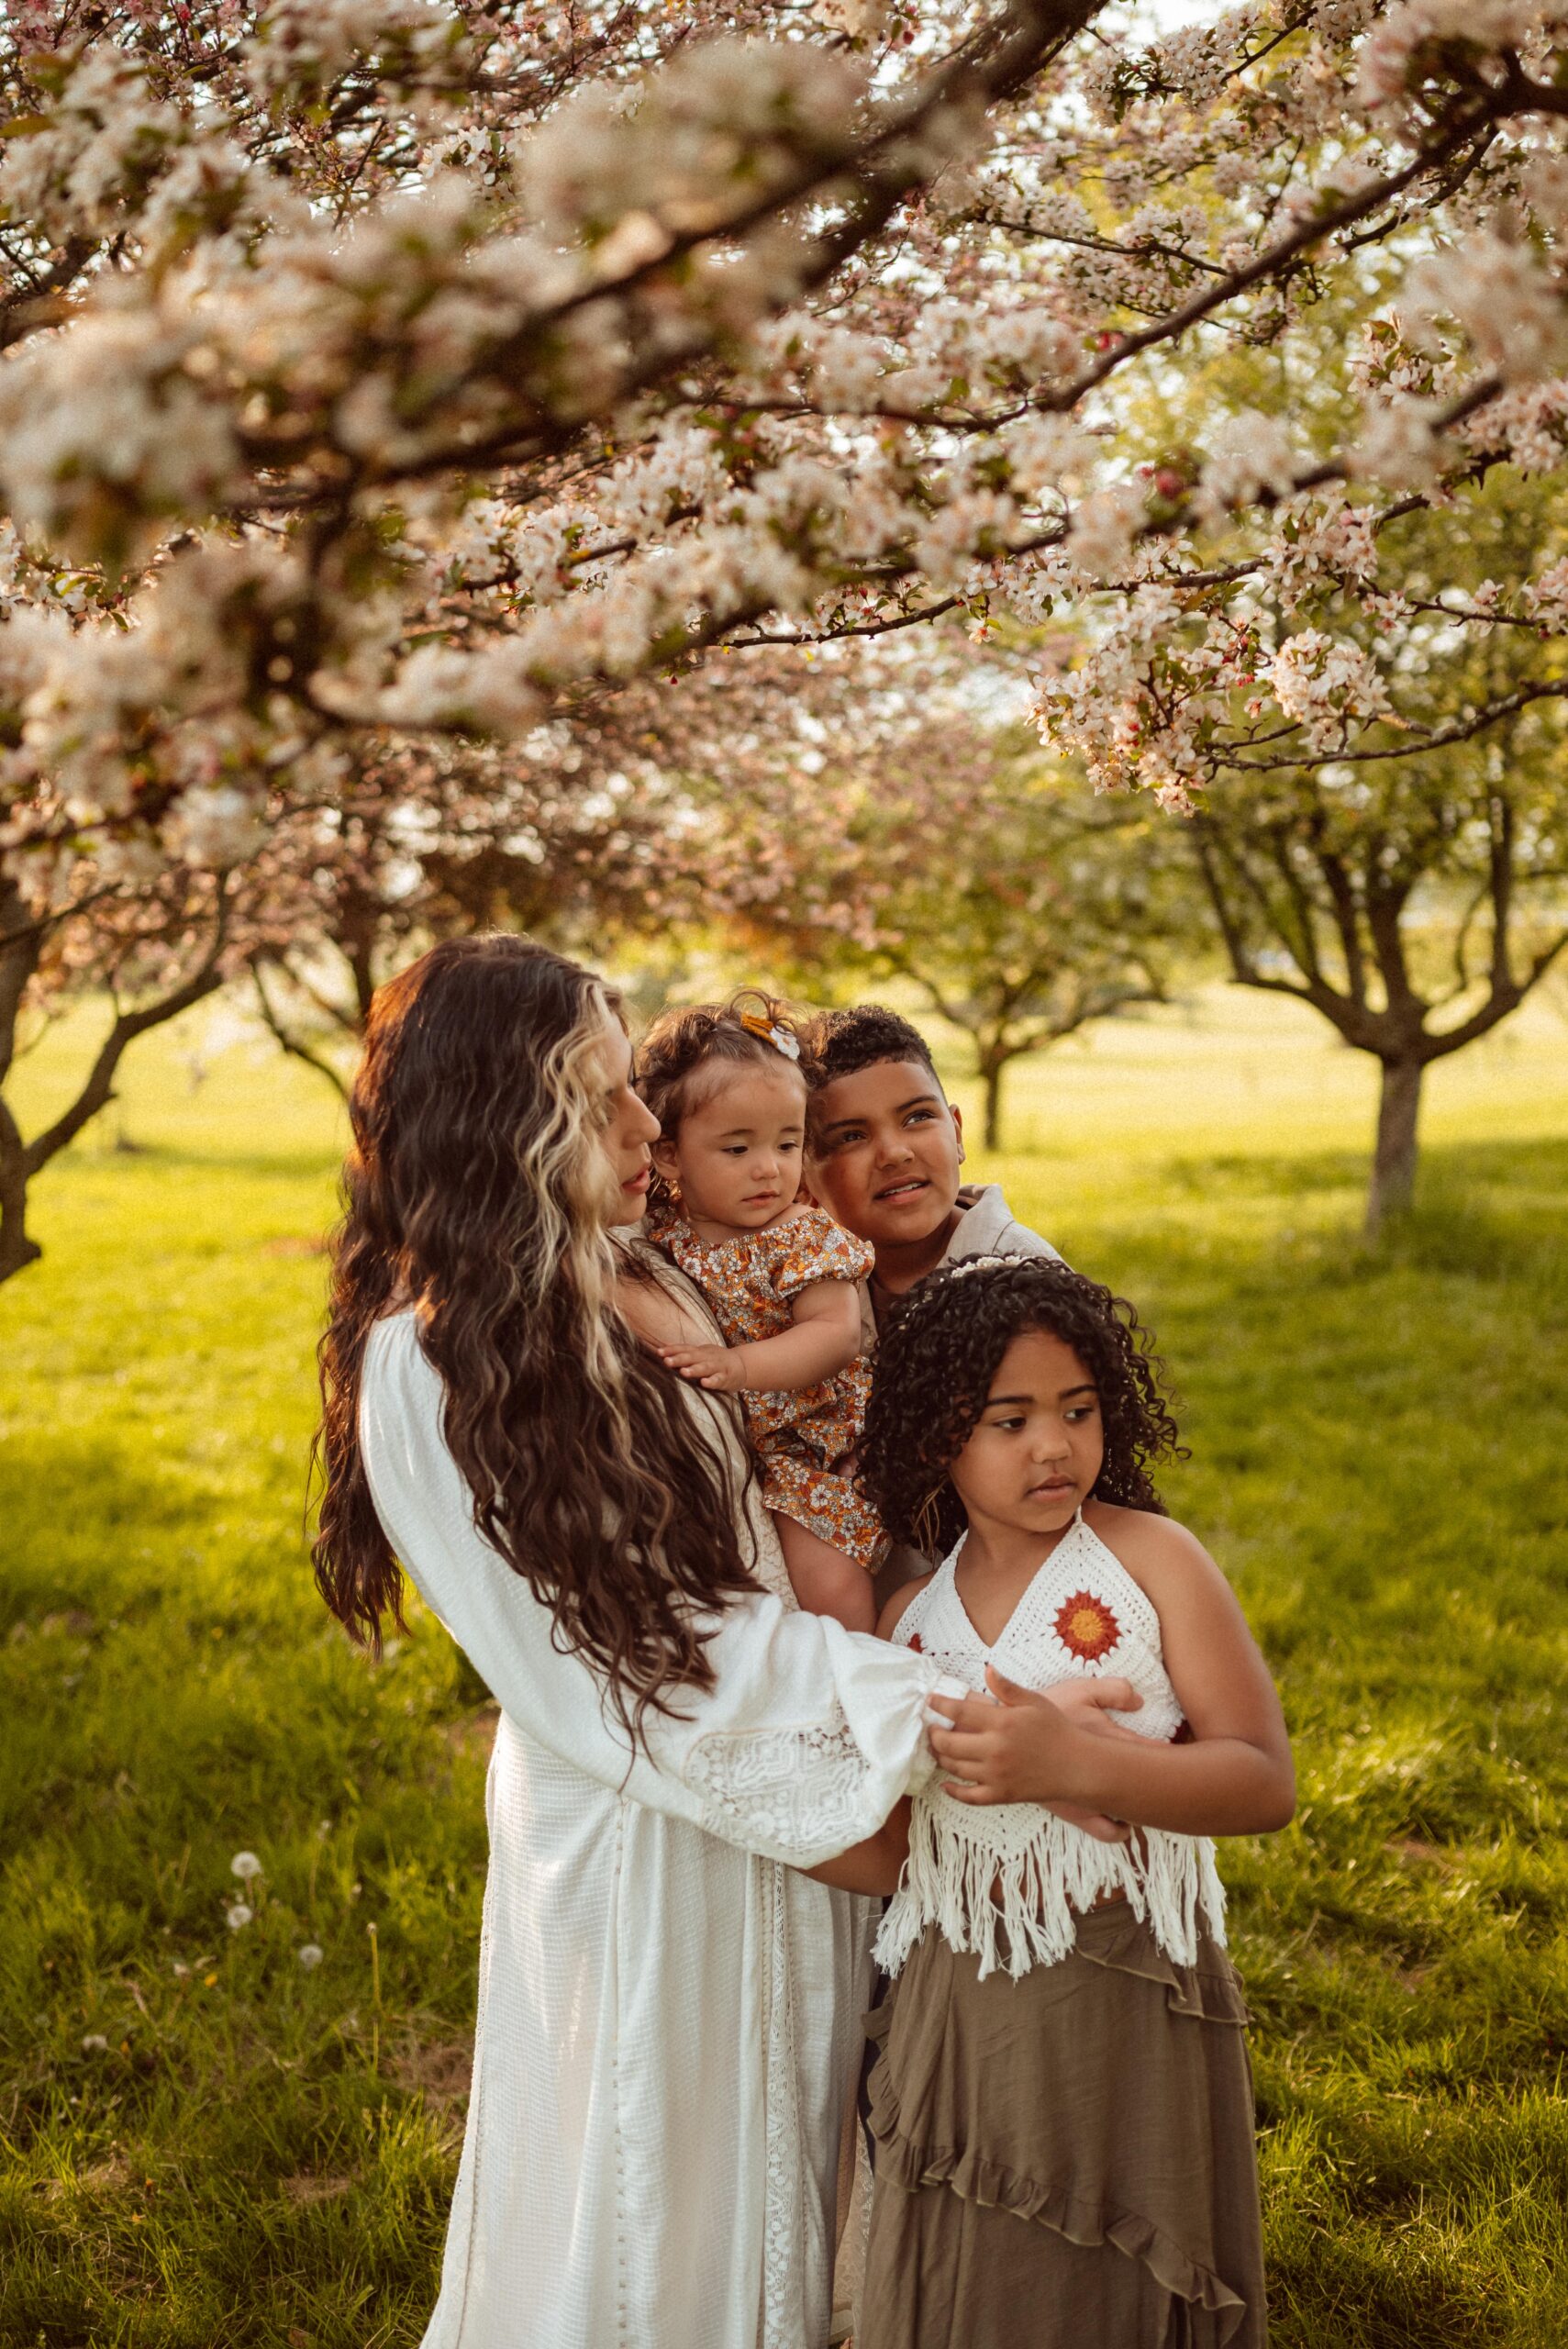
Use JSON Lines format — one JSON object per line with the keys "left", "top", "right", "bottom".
{"left": 1053, "top": 1590, "right": 1121, "bottom": 1663}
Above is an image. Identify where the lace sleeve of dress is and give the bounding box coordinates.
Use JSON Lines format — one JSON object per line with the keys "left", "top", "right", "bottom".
{"left": 684, "top": 1710, "right": 896, "bottom": 1858}
{"left": 771, "top": 1208, "right": 874, "bottom": 1301}
{"left": 361, "top": 1312, "right": 948, "bottom": 1864}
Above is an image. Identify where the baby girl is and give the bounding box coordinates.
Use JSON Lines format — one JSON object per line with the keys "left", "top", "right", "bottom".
{"left": 635, "top": 992, "right": 882, "bottom": 1632}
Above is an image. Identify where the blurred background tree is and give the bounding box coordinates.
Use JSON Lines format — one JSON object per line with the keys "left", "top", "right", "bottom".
{"left": 707, "top": 707, "right": 1207, "bottom": 1148}
{"left": 1086, "top": 322, "right": 1568, "bottom": 1235}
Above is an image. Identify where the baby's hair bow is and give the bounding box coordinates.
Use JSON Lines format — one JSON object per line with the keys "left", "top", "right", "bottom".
{"left": 738, "top": 1008, "right": 801, "bottom": 1062}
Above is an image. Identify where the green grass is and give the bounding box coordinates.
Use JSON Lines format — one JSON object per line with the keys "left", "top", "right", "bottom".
{"left": 3, "top": 989, "right": 1568, "bottom": 2346}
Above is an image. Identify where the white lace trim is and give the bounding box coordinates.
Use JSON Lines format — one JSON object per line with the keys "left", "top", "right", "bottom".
{"left": 875, "top": 1798, "right": 1228, "bottom": 1983}
{"left": 686, "top": 1715, "right": 879, "bottom": 1857}
{"left": 758, "top": 1858, "right": 800, "bottom": 2349}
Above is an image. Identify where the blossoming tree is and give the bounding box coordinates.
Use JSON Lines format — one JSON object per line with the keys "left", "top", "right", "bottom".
{"left": 0, "top": 725, "right": 702, "bottom": 1275}
{"left": 671, "top": 654, "right": 1205, "bottom": 1146}
{"left": 241, "top": 732, "right": 698, "bottom": 1097}
{"left": 1177, "top": 462, "right": 1568, "bottom": 1234}
{"left": 4, "top": 0, "right": 1568, "bottom": 1261}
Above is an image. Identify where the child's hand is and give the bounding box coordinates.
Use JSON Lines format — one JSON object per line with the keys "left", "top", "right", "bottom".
{"left": 928, "top": 1667, "right": 1145, "bottom": 1821}
{"left": 657, "top": 1341, "right": 748, "bottom": 1393}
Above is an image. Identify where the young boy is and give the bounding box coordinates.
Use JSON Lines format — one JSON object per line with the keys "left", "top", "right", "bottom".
{"left": 801, "top": 1004, "right": 1061, "bottom": 1327}
{"left": 801, "top": 1004, "right": 1063, "bottom": 1594}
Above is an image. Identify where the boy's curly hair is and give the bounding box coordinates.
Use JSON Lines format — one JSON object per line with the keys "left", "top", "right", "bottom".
{"left": 796, "top": 1004, "right": 939, "bottom": 1091}
{"left": 633, "top": 988, "right": 805, "bottom": 1222}
{"left": 861, "top": 1255, "right": 1184, "bottom": 1559}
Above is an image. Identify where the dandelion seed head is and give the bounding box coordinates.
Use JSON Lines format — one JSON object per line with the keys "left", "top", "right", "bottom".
{"left": 297, "top": 1943, "right": 324, "bottom": 1970}
{"left": 229, "top": 1850, "right": 262, "bottom": 1881}
{"left": 227, "top": 1902, "right": 254, "bottom": 1931}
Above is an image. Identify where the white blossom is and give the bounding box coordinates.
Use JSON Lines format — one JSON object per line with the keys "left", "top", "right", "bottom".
{"left": 1406, "top": 236, "right": 1568, "bottom": 385}
{"left": 1063, "top": 486, "right": 1147, "bottom": 584}
{"left": 1197, "top": 414, "right": 1299, "bottom": 523}
{"left": 1349, "top": 395, "right": 1447, "bottom": 490}
{"left": 1264, "top": 629, "right": 1395, "bottom": 750}
{"left": 163, "top": 788, "right": 267, "bottom": 873}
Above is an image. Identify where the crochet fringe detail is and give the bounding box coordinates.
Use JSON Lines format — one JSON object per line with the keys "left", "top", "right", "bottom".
{"left": 875, "top": 1800, "right": 1229, "bottom": 1984}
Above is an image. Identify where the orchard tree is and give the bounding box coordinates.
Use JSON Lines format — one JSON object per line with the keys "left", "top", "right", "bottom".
{"left": 243, "top": 730, "right": 700, "bottom": 1097}
{"left": 5, "top": 0, "right": 1568, "bottom": 896}
{"left": 727, "top": 748, "right": 1198, "bottom": 1149}
{"left": 3, "top": 0, "right": 1568, "bottom": 1268}
{"left": 612, "top": 641, "right": 1204, "bottom": 1146}
{"left": 1192, "top": 734, "right": 1568, "bottom": 1234}
{"left": 1063, "top": 339, "right": 1568, "bottom": 1232}
{"left": 0, "top": 861, "right": 240, "bottom": 1281}
{"left": 869, "top": 779, "right": 1197, "bottom": 1152}
{"left": 0, "top": 720, "right": 700, "bottom": 1278}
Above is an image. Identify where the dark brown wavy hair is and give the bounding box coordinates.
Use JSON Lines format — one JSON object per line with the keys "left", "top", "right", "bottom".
{"left": 633, "top": 987, "right": 805, "bottom": 1223}
{"left": 861, "top": 1255, "right": 1184, "bottom": 1559}
{"left": 312, "top": 935, "right": 761, "bottom": 1734}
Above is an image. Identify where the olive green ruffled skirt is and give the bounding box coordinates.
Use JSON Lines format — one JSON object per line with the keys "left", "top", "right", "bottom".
{"left": 860, "top": 1899, "right": 1265, "bottom": 2348}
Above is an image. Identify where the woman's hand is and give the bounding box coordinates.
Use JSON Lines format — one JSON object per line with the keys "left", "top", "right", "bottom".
{"left": 657, "top": 1341, "right": 747, "bottom": 1393}
{"left": 930, "top": 1670, "right": 1145, "bottom": 1830}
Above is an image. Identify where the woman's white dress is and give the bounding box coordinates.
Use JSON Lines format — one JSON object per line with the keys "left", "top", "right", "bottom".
{"left": 360, "top": 1306, "right": 955, "bottom": 2349}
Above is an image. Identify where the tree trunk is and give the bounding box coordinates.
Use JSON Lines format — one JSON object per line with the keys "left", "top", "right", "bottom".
{"left": 1366, "top": 1056, "right": 1424, "bottom": 1237}
{"left": 0, "top": 883, "right": 42, "bottom": 1286}
{"left": 0, "top": 887, "right": 230, "bottom": 1285}
{"left": 0, "top": 1111, "right": 41, "bottom": 1285}
{"left": 983, "top": 1060, "right": 1005, "bottom": 1152}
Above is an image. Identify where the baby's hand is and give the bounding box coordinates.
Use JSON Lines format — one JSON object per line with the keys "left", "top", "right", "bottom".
{"left": 657, "top": 1341, "right": 747, "bottom": 1393}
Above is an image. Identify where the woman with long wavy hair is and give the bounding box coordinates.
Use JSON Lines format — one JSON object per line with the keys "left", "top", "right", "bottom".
{"left": 313, "top": 936, "right": 963, "bottom": 2349}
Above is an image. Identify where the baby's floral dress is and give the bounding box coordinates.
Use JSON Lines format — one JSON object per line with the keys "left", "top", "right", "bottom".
{"left": 654, "top": 1206, "right": 886, "bottom": 1573}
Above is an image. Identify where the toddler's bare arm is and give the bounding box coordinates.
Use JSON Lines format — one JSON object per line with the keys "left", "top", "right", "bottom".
{"left": 659, "top": 1278, "right": 860, "bottom": 1394}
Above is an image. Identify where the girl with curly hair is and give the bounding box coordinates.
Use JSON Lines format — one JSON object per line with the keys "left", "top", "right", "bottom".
{"left": 853, "top": 1253, "right": 1294, "bottom": 2349}
{"left": 312, "top": 938, "right": 973, "bottom": 2349}
{"left": 635, "top": 989, "right": 884, "bottom": 1632}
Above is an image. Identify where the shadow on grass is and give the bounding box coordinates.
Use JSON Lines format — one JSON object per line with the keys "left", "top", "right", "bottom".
{"left": 1157, "top": 1130, "right": 1568, "bottom": 1210}
{"left": 1121, "top": 1133, "right": 1568, "bottom": 1297}
{"left": 55, "top": 1135, "right": 342, "bottom": 1186}
{"left": 0, "top": 1442, "right": 201, "bottom": 1624}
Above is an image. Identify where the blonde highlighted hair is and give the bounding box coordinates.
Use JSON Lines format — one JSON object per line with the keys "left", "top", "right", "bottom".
{"left": 312, "top": 936, "right": 760, "bottom": 1734}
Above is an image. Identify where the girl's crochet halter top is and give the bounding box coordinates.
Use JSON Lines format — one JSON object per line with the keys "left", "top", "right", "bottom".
{"left": 876, "top": 1510, "right": 1227, "bottom": 1983}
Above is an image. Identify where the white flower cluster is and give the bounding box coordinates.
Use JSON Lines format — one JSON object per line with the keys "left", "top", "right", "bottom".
{"left": 1522, "top": 554, "right": 1568, "bottom": 630}
{"left": 749, "top": 299, "right": 1078, "bottom": 420}
{"left": 245, "top": 0, "right": 465, "bottom": 96}
{"left": 1196, "top": 414, "right": 1299, "bottom": 524}
{"left": 0, "top": 293, "right": 240, "bottom": 562}
{"left": 1406, "top": 233, "right": 1568, "bottom": 386}
{"left": 1356, "top": 0, "right": 1568, "bottom": 114}
{"left": 1263, "top": 629, "right": 1394, "bottom": 751}
{"left": 519, "top": 40, "right": 865, "bottom": 244}
{"left": 1349, "top": 395, "right": 1446, "bottom": 490}
{"left": 0, "top": 48, "right": 183, "bottom": 241}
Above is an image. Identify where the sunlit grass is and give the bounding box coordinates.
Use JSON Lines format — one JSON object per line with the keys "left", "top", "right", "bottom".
{"left": 3, "top": 991, "right": 1567, "bottom": 2344}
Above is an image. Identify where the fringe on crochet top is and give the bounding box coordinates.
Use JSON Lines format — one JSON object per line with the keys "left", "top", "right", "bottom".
{"left": 875, "top": 1512, "right": 1228, "bottom": 1984}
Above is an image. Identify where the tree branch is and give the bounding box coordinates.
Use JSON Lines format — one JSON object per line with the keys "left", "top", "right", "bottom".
{"left": 20, "top": 892, "right": 234, "bottom": 1179}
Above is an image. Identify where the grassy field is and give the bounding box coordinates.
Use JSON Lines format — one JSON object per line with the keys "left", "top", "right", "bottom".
{"left": 3, "top": 986, "right": 1568, "bottom": 2347}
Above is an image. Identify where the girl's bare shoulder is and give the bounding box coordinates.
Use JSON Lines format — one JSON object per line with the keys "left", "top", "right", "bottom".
{"left": 877, "top": 1572, "right": 936, "bottom": 1642}
{"left": 1082, "top": 1499, "right": 1221, "bottom": 1601}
